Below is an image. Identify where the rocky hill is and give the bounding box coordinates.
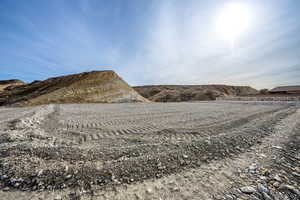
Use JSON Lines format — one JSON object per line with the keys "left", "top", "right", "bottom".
{"left": 0, "top": 79, "right": 25, "bottom": 92}
{"left": 0, "top": 70, "right": 148, "bottom": 106}
{"left": 133, "top": 85, "right": 258, "bottom": 102}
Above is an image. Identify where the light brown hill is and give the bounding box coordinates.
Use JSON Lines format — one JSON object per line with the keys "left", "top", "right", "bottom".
{"left": 133, "top": 85, "right": 258, "bottom": 102}
{"left": 0, "top": 70, "right": 148, "bottom": 106}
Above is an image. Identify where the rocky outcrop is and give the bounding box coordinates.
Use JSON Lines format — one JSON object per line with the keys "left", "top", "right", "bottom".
{"left": 0, "top": 79, "right": 26, "bottom": 93}
{"left": 0, "top": 70, "right": 148, "bottom": 106}
{"left": 133, "top": 85, "right": 258, "bottom": 102}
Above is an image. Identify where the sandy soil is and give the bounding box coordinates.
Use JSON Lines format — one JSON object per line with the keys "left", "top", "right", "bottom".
{"left": 0, "top": 102, "right": 299, "bottom": 200}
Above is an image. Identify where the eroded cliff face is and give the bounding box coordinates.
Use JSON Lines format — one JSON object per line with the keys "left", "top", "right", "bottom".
{"left": 0, "top": 70, "right": 149, "bottom": 106}
{"left": 0, "top": 79, "right": 25, "bottom": 93}
{"left": 133, "top": 85, "right": 258, "bottom": 102}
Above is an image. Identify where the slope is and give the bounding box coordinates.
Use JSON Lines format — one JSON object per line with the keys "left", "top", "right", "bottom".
{"left": 0, "top": 70, "right": 148, "bottom": 106}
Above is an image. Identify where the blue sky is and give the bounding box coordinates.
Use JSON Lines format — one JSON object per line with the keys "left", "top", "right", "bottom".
{"left": 0, "top": 0, "right": 299, "bottom": 89}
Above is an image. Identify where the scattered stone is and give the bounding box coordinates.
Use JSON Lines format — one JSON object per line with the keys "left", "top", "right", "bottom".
{"left": 249, "top": 163, "right": 257, "bottom": 173}
{"left": 273, "top": 174, "right": 282, "bottom": 182}
{"left": 182, "top": 154, "right": 189, "bottom": 159}
{"left": 240, "top": 186, "right": 256, "bottom": 194}
{"left": 257, "top": 184, "right": 269, "bottom": 194}
{"left": 37, "top": 169, "right": 43, "bottom": 176}
{"left": 54, "top": 195, "right": 62, "bottom": 200}
{"left": 279, "top": 184, "right": 300, "bottom": 196}
{"left": 273, "top": 182, "right": 280, "bottom": 188}
{"left": 66, "top": 174, "right": 72, "bottom": 179}
{"left": 292, "top": 172, "right": 300, "bottom": 177}
{"left": 146, "top": 188, "right": 153, "bottom": 194}
{"left": 262, "top": 192, "right": 272, "bottom": 200}
{"left": 2, "top": 187, "right": 10, "bottom": 191}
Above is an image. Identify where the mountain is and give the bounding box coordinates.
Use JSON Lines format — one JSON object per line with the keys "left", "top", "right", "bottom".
{"left": 0, "top": 70, "right": 148, "bottom": 106}
{"left": 133, "top": 85, "right": 258, "bottom": 102}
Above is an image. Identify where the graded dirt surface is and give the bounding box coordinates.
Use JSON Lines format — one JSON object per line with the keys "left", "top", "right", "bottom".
{"left": 133, "top": 85, "right": 258, "bottom": 102}
{"left": 0, "top": 102, "right": 299, "bottom": 200}
{"left": 0, "top": 71, "right": 148, "bottom": 106}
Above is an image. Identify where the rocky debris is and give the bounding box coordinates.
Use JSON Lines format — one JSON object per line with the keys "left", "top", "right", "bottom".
{"left": 133, "top": 85, "right": 258, "bottom": 102}
{"left": 0, "top": 70, "right": 148, "bottom": 106}
{"left": 0, "top": 102, "right": 299, "bottom": 200}
{"left": 214, "top": 123, "right": 300, "bottom": 200}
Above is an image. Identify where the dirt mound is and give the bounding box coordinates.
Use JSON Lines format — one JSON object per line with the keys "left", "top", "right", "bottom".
{"left": 0, "top": 79, "right": 25, "bottom": 93}
{"left": 133, "top": 85, "right": 258, "bottom": 102}
{"left": 0, "top": 70, "right": 148, "bottom": 106}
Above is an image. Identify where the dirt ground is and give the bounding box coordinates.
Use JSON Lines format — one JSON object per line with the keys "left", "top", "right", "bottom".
{"left": 0, "top": 101, "right": 299, "bottom": 200}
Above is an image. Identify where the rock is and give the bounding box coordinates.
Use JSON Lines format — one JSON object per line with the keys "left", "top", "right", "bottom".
{"left": 54, "top": 195, "right": 62, "bottom": 200}
{"left": 182, "top": 154, "right": 189, "bottom": 159}
{"left": 66, "top": 174, "right": 72, "bottom": 179}
{"left": 257, "top": 184, "right": 269, "bottom": 194}
{"left": 273, "top": 182, "right": 280, "bottom": 188}
{"left": 262, "top": 192, "right": 272, "bottom": 200}
{"left": 2, "top": 187, "right": 10, "bottom": 191}
{"left": 279, "top": 184, "right": 300, "bottom": 196}
{"left": 146, "top": 188, "right": 153, "bottom": 194}
{"left": 37, "top": 169, "right": 43, "bottom": 176}
{"left": 273, "top": 174, "right": 282, "bottom": 182}
{"left": 292, "top": 172, "right": 300, "bottom": 177}
{"left": 249, "top": 163, "right": 257, "bottom": 173}
{"left": 240, "top": 186, "right": 256, "bottom": 194}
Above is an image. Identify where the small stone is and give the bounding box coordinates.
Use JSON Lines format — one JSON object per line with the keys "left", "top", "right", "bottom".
{"left": 273, "top": 182, "right": 280, "bottom": 188}
{"left": 37, "top": 169, "right": 43, "bottom": 176}
{"left": 183, "top": 154, "right": 189, "bottom": 159}
{"left": 292, "top": 172, "right": 300, "bottom": 177}
{"left": 3, "top": 187, "right": 10, "bottom": 191}
{"left": 262, "top": 192, "right": 272, "bottom": 200}
{"left": 259, "top": 176, "right": 267, "bottom": 180}
{"left": 171, "top": 187, "right": 180, "bottom": 192}
{"left": 240, "top": 186, "right": 256, "bottom": 194}
{"left": 66, "top": 174, "right": 72, "bottom": 179}
{"left": 257, "top": 184, "right": 269, "bottom": 194}
{"left": 261, "top": 169, "right": 270, "bottom": 176}
{"left": 54, "top": 195, "right": 62, "bottom": 200}
{"left": 273, "top": 174, "right": 282, "bottom": 182}
{"left": 249, "top": 163, "right": 257, "bottom": 173}
{"left": 279, "top": 184, "right": 300, "bottom": 196}
{"left": 146, "top": 188, "right": 153, "bottom": 194}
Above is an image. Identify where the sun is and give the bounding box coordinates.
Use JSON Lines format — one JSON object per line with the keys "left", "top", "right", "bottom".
{"left": 216, "top": 3, "right": 252, "bottom": 46}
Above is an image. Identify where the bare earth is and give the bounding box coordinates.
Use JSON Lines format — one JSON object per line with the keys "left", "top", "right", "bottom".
{"left": 0, "top": 101, "right": 299, "bottom": 200}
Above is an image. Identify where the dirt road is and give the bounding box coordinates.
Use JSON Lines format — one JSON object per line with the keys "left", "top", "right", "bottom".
{"left": 0, "top": 102, "right": 299, "bottom": 200}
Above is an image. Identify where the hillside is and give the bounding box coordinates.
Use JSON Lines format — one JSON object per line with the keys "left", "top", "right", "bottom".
{"left": 0, "top": 70, "right": 148, "bottom": 106}
{"left": 0, "top": 79, "right": 25, "bottom": 92}
{"left": 133, "top": 85, "right": 258, "bottom": 102}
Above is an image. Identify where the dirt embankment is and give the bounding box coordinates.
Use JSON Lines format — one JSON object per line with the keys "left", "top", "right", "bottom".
{"left": 133, "top": 85, "right": 258, "bottom": 102}
{"left": 0, "top": 71, "right": 148, "bottom": 106}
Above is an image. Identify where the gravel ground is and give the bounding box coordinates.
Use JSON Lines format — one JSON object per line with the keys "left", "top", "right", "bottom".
{"left": 0, "top": 101, "right": 299, "bottom": 200}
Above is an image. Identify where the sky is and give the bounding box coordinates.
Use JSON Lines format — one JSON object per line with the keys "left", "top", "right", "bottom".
{"left": 0, "top": 0, "right": 299, "bottom": 89}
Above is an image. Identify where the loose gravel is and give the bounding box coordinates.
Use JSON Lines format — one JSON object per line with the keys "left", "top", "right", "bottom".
{"left": 0, "top": 101, "right": 299, "bottom": 200}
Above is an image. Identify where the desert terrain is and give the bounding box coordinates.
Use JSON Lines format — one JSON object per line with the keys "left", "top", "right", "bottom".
{"left": 0, "top": 101, "right": 299, "bottom": 200}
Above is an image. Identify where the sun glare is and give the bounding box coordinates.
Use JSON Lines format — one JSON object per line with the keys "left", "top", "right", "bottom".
{"left": 216, "top": 3, "right": 252, "bottom": 46}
